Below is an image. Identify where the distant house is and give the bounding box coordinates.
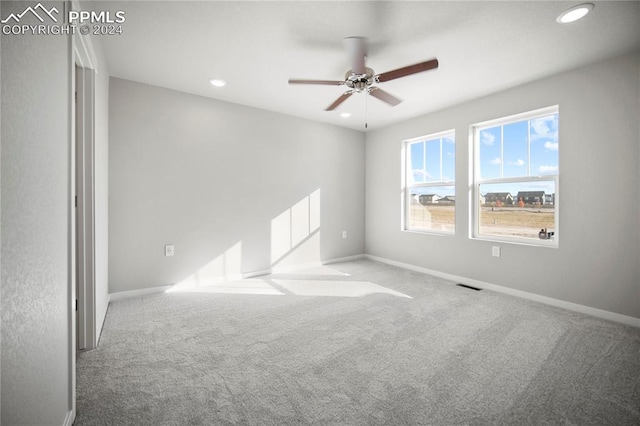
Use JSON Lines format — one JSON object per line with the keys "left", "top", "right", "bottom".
{"left": 545, "top": 193, "right": 555, "bottom": 205}
{"left": 516, "top": 191, "right": 545, "bottom": 205}
{"left": 484, "top": 192, "right": 513, "bottom": 205}
{"left": 419, "top": 194, "right": 439, "bottom": 205}
{"left": 439, "top": 195, "right": 455, "bottom": 205}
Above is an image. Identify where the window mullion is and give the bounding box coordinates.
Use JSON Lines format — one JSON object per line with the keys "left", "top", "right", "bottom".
{"left": 478, "top": 175, "right": 557, "bottom": 185}
{"left": 439, "top": 138, "right": 443, "bottom": 181}
{"left": 527, "top": 120, "right": 531, "bottom": 176}
{"left": 500, "top": 125, "right": 504, "bottom": 177}
{"left": 422, "top": 141, "right": 426, "bottom": 183}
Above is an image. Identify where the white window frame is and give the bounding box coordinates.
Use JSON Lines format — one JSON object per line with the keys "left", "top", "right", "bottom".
{"left": 402, "top": 129, "right": 456, "bottom": 235}
{"left": 471, "top": 106, "right": 559, "bottom": 247}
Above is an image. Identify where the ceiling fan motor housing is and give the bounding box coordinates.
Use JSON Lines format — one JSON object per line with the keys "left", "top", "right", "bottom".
{"left": 345, "top": 67, "right": 374, "bottom": 92}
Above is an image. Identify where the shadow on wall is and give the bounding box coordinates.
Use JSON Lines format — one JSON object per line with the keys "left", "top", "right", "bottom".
{"left": 165, "top": 188, "right": 410, "bottom": 299}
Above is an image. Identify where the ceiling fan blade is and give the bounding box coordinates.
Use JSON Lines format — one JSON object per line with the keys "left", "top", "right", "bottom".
{"left": 369, "top": 87, "right": 402, "bottom": 106}
{"left": 325, "top": 91, "right": 354, "bottom": 111}
{"left": 343, "top": 37, "right": 368, "bottom": 74}
{"left": 376, "top": 58, "right": 439, "bottom": 83}
{"left": 288, "top": 79, "right": 344, "bottom": 86}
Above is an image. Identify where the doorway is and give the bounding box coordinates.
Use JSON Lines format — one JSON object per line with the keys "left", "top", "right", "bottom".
{"left": 75, "top": 63, "right": 96, "bottom": 351}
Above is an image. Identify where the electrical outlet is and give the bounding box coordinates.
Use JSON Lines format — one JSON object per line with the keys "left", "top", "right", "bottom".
{"left": 492, "top": 246, "right": 501, "bottom": 258}
{"left": 342, "top": 230, "right": 348, "bottom": 239}
{"left": 165, "top": 245, "right": 175, "bottom": 257}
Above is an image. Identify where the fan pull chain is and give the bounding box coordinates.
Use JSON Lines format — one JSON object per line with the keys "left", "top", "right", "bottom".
{"left": 365, "top": 89, "right": 368, "bottom": 129}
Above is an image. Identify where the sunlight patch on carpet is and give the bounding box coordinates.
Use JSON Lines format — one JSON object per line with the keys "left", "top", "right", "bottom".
{"left": 272, "top": 279, "right": 412, "bottom": 298}
{"left": 166, "top": 278, "right": 285, "bottom": 295}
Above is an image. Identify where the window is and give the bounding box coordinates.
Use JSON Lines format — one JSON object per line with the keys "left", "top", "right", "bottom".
{"left": 403, "top": 130, "right": 455, "bottom": 234}
{"left": 472, "top": 106, "right": 559, "bottom": 245}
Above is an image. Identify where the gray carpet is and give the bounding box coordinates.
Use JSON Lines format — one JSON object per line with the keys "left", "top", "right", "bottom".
{"left": 76, "top": 259, "right": 640, "bottom": 425}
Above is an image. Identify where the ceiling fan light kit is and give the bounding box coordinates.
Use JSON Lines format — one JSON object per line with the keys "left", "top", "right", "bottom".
{"left": 288, "top": 36, "right": 439, "bottom": 113}
{"left": 344, "top": 67, "right": 375, "bottom": 93}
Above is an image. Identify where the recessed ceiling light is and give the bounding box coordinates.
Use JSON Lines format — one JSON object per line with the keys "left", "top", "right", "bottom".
{"left": 209, "top": 79, "right": 226, "bottom": 87}
{"left": 556, "top": 3, "right": 594, "bottom": 24}
{"left": 340, "top": 112, "right": 351, "bottom": 118}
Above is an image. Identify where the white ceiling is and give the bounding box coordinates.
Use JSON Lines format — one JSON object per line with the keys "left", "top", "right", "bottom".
{"left": 91, "top": 1, "right": 640, "bottom": 132}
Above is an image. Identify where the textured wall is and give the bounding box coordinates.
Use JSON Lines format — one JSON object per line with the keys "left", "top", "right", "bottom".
{"left": 1, "top": 1, "right": 72, "bottom": 424}
{"left": 109, "top": 78, "right": 365, "bottom": 293}
{"left": 365, "top": 52, "right": 640, "bottom": 319}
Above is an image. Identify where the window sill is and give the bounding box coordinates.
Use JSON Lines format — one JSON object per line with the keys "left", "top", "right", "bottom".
{"left": 471, "top": 234, "right": 558, "bottom": 248}
{"left": 403, "top": 228, "right": 455, "bottom": 237}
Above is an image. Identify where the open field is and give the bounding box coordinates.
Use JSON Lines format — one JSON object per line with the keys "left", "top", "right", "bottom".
{"left": 408, "top": 204, "right": 555, "bottom": 238}
{"left": 408, "top": 204, "right": 455, "bottom": 232}
{"left": 479, "top": 207, "right": 555, "bottom": 238}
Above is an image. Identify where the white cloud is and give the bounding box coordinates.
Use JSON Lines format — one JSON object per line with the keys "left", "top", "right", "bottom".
{"left": 481, "top": 131, "right": 495, "bottom": 146}
{"left": 538, "top": 165, "right": 558, "bottom": 174}
{"left": 413, "top": 169, "right": 432, "bottom": 179}
{"left": 544, "top": 141, "right": 558, "bottom": 151}
{"left": 530, "top": 115, "right": 558, "bottom": 141}
{"left": 508, "top": 159, "right": 525, "bottom": 166}
{"left": 490, "top": 157, "right": 502, "bottom": 165}
{"left": 530, "top": 117, "right": 550, "bottom": 137}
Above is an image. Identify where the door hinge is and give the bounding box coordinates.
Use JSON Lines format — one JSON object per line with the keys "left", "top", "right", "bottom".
{"left": 75, "top": 299, "right": 78, "bottom": 311}
{"left": 75, "top": 195, "right": 77, "bottom": 207}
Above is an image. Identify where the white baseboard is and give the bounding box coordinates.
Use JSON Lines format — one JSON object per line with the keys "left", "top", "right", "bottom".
{"left": 243, "top": 269, "right": 271, "bottom": 279}
{"left": 241, "top": 254, "right": 367, "bottom": 277}
{"left": 107, "top": 255, "right": 368, "bottom": 301}
{"left": 109, "top": 285, "right": 173, "bottom": 302}
{"left": 365, "top": 254, "right": 640, "bottom": 328}
{"left": 323, "top": 254, "right": 366, "bottom": 265}
{"left": 105, "top": 253, "right": 638, "bottom": 327}
{"left": 96, "top": 296, "right": 110, "bottom": 345}
{"left": 272, "top": 255, "right": 366, "bottom": 273}
{"left": 63, "top": 410, "right": 74, "bottom": 426}
{"left": 271, "top": 261, "right": 322, "bottom": 274}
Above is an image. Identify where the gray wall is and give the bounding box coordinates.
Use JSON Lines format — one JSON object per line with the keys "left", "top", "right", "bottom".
{"left": 366, "top": 51, "right": 640, "bottom": 319}
{"left": 1, "top": 1, "right": 73, "bottom": 424}
{"left": 109, "top": 78, "right": 365, "bottom": 293}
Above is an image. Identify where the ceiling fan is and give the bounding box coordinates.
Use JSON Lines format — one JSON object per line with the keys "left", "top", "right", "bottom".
{"left": 288, "top": 37, "right": 439, "bottom": 112}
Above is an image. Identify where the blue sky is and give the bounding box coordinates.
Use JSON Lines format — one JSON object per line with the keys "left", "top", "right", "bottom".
{"left": 480, "top": 113, "right": 558, "bottom": 180}
{"left": 409, "top": 114, "right": 558, "bottom": 198}
{"left": 410, "top": 135, "right": 455, "bottom": 183}
{"left": 478, "top": 113, "right": 558, "bottom": 197}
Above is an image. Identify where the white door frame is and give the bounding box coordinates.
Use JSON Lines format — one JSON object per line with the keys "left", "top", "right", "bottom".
{"left": 69, "top": 1, "right": 98, "bottom": 422}
{"left": 75, "top": 63, "right": 96, "bottom": 351}
{"left": 73, "top": 5, "right": 97, "bottom": 351}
